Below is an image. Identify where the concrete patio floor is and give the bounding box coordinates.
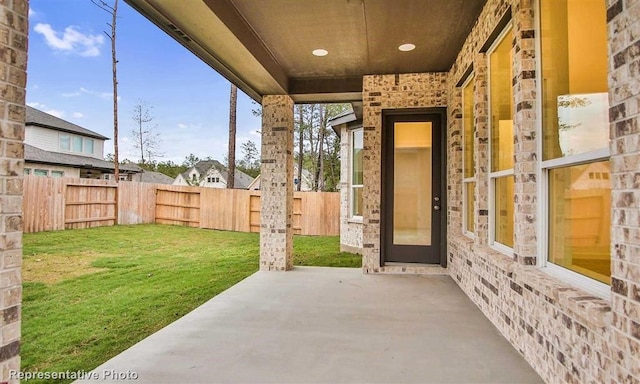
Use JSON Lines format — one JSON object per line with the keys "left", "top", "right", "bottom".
{"left": 75, "top": 267, "right": 544, "bottom": 384}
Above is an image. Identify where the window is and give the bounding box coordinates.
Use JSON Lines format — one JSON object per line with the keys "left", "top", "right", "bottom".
{"left": 60, "top": 134, "right": 95, "bottom": 155}
{"left": 34, "top": 169, "right": 48, "bottom": 176}
{"left": 462, "top": 73, "right": 476, "bottom": 236}
{"left": 60, "top": 134, "right": 70, "bottom": 151}
{"left": 351, "top": 129, "right": 363, "bottom": 217}
{"left": 488, "top": 25, "right": 514, "bottom": 251}
{"left": 83, "top": 138, "right": 94, "bottom": 154}
{"left": 24, "top": 168, "right": 31, "bottom": 175}
{"left": 51, "top": 171, "right": 64, "bottom": 177}
{"left": 540, "top": 0, "right": 610, "bottom": 287}
{"left": 72, "top": 136, "right": 83, "bottom": 152}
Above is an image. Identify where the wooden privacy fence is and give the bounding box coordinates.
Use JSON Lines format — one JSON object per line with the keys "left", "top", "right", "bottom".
{"left": 23, "top": 176, "right": 340, "bottom": 236}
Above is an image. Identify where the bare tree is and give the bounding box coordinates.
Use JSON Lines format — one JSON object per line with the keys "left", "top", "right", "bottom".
{"left": 227, "top": 84, "right": 237, "bottom": 189}
{"left": 92, "top": 0, "right": 120, "bottom": 181}
{"left": 131, "top": 100, "right": 162, "bottom": 164}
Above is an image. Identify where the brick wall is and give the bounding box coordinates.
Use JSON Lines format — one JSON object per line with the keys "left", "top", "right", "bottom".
{"left": 361, "top": 73, "right": 448, "bottom": 274}
{"left": 259, "top": 95, "right": 294, "bottom": 271}
{"left": 0, "top": 0, "right": 27, "bottom": 382}
{"left": 444, "top": 0, "right": 638, "bottom": 383}
{"left": 606, "top": 0, "right": 640, "bottom": 381}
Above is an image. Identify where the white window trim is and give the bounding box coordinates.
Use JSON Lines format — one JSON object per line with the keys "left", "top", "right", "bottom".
{"left": 350, "top": 128, "right": 364, "bottom": 219}
{"left": 462, "top": 73, "right": 476, "bottom": 238}
{"left": 487, "top": 22, "right": 514, "bottom": 255}
{"left": 534, "top": 0, "right": 611, "bottom": 298}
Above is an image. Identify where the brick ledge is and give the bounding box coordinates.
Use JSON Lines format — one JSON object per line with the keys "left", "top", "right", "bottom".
{"left": 448, "top": 233, "right": 612, "bottom": 330}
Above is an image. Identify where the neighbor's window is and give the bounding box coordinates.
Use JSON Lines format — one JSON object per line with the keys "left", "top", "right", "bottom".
{"left": 24, "top": 168, "right": 31, "bottom": 175}
{"left": 540, "top": 0, "right": 610, "bottom": 285}
{"left": 51, "top": 170, "right": 64, "bottom": 177}
{"left": 83, "top": 138, "right": 94, "bottom": 155}
{"left": 60, "top": 134, "right": 70, "bottom": 151}
{"left": 72, "top": 136, "right": 83, "bottom": 152}
{"left": 489, "top": 25, "right": 514, "bottom": 250}
{"left": 462, "top": 73, "right": 476, "bottom": 235}
{"left": 351, "top": 129, "right": 363, "bottom": 217}
{"left": 34, "top": 169, "right": 48, "bottom": 176}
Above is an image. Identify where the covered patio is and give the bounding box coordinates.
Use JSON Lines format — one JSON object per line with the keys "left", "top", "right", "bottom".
{"left": 75, "top": 267, "right": 543, "bottom": 384}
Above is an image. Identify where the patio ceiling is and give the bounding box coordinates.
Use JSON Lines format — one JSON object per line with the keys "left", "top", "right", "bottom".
{"left": 125, "top": 0, "right": 487, "bottom": 103}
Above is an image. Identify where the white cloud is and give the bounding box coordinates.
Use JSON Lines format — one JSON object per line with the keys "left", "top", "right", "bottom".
{"left": 33, "top": 23, "right": 104, "bottom": 57}
{"left": 26, "top": 101, "right": 45, "bottom": 108}
{"left": 61, "top": 91, "right": 81, "bottom": 97}
{"left": 44, "top": 109, "right": 65, "bottom": 118}
{"left": 72, "top": 112, "right": 84, "bottom": 118}
{"left": 61, "top": 87, "right": 119, "bottom": 101}
{"left": 26, "top": 102, "right": 65, "bottom": 118}
{"left": 176, "top": 122, "right": 203, "bottom": 130}
{"left": 249, "top": 129, "right": 261, "bottom": 137}
{"left": 28, "top": 8, "right": 35, "bottom": 18}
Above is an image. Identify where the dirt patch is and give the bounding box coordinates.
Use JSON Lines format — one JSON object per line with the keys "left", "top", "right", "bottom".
{"left": 23, "top": 252, "right": 109, "bottom": 284}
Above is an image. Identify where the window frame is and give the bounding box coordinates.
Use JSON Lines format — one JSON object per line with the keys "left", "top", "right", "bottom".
{"left": 534, "top": 0, "right": 611, "bottom": 298}
{"left": 461, "top": 72, "right": 476, "bottom": 238}
{"left": 487, "top": 22, "right": 514, "bottom": 255}
{"left": 350, "top": 128, "right": 364, "bottom": 220}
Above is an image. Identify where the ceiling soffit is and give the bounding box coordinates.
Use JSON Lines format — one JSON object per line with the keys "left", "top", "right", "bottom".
{"left": 127, "top": 0, "right": 487, "bottom": 103}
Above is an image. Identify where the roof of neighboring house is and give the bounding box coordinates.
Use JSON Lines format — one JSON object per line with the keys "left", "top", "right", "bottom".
{"left": 132, "top": 170, "right": 175, "bottom": 184}
{"left": 25, "top": 144, "right": 141, "bottom": 173}
{"left": 26, "top": 106, "right": 109, "bottom": 140}
{"left": 328, "top": 108, "right": 360, "bottom": 135}
{"left": 182, "top": 159, "right": 254, "bottom": 188}
{"left": 248, "top": 165, "right": 313, "bottom": 190}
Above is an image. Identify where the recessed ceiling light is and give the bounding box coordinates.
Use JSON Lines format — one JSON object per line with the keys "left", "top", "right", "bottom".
{"left": 312, "top": 49, "right": 328, "bottom": 57}
{"left": 399, "top": 43, "right": 416, "bottom": 52}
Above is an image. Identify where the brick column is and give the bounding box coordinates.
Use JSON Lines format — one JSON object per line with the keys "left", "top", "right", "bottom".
{"left": 0, "top": 1, "right": 27, "bottom": 382}
{"left": 473, "top": 54, "right": 489, "bottom": 246}
{"left": 259, "top": 95, "right": 294, "bottom": 271}
{"left": 607, "top": 0, "right": 640, "bottom": 382}
{"left": 512, "top": 0, "right": 537, "bottom": 265}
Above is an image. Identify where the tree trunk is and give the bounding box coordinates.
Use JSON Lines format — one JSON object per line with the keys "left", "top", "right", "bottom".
{"left": 296, "top": 105, "right": 304, "bottom": 191}
{"left": 315, "top": 105, "right": 325, "bottom": 191}
{"left": 110, "top": 0, "right": 119, "bottom": 182}
{"left": 227, "top": 84, "right": 237, "bottom": 189}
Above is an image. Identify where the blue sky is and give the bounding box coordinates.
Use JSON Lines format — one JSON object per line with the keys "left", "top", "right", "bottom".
{"left": 27, "top": 0, "right": 262, "bottom": 164}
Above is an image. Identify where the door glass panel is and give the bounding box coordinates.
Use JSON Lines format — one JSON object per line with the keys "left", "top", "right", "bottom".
{"left": 393, "top": 122, "right": 432, "bottom": 246}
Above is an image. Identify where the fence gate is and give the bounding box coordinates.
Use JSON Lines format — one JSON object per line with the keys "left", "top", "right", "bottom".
{"left": 64, "top": 183, "right": 117, "bottom": 229}
{"left": 155, "top": 187, "right": 201, "bottom": 227}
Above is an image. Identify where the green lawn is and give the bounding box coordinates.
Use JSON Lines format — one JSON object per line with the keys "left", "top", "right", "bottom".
{"left": 22, "top": 224, "right": 360, "bottom": 383}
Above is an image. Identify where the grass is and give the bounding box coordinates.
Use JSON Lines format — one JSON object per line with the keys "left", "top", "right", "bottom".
{"left": 22, "top": 224, "right": 360, "bottom": 383}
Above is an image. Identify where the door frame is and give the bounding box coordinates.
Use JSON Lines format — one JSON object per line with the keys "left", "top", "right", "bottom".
{"left": 380, "top": 107, "right": 448, "bottom": 268}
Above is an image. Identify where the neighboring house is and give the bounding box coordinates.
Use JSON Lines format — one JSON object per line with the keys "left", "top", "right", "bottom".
{"left": 247, "top": 164, "right": 313, "bottom": 191}
{"left": 173, "top": 160, "right": 253, "bottom": 189}
{"left": 329, "top": 109, "right": 363, "bottom": 255}
{"left": 131, "top": 170, "right": 175, "bottom": 184}
{"left": 24, "top": 106, "right": 141, "bottom": 179}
